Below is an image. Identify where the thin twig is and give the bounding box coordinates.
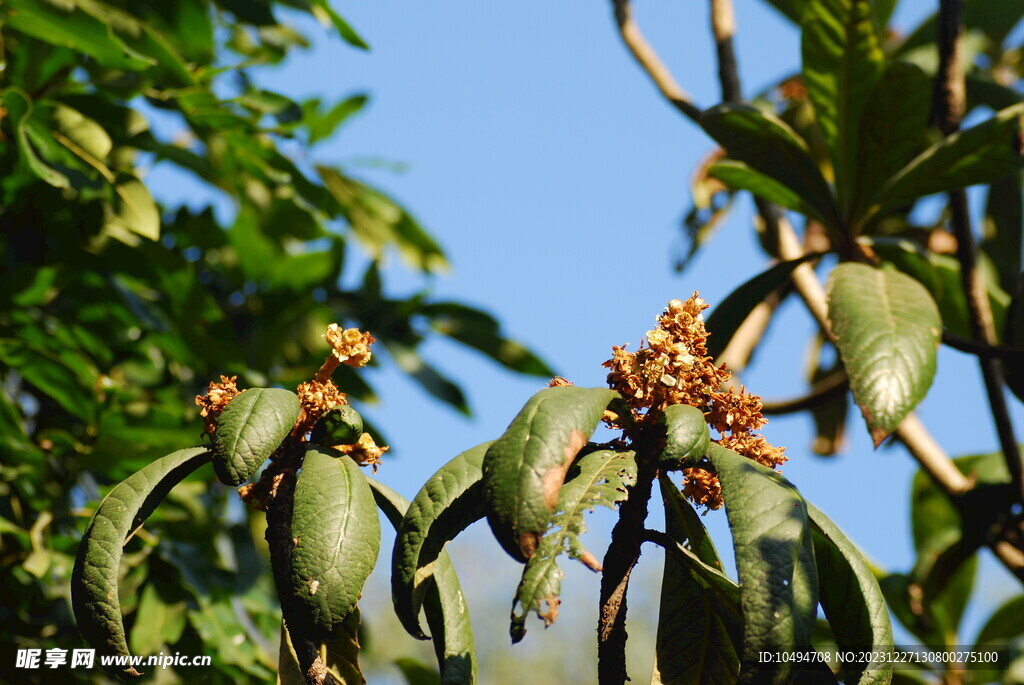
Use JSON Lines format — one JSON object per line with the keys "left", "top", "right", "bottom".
{"left": 933, "top": 0, "right": 1023, "bottom": 505}
{"left": 709, "top": 0, "right": 741, "bottom": 102}
{"left": 942, "top": 332, "right": 1024, "bottom": 360}
{"left": 761, "top": 370, "right": 848, "bottom": 415}
{"left": 610, "top": 0, "right": 702, "bottom": 122}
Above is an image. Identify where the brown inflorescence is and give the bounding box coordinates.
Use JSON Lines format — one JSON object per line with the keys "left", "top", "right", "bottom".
{"left": 602, "top": 293, "right": 786, "bottom": 509}
{"left": 323, "top": 325, "right": 375, "bottom": 368}
{"left": 335, "top": 432, "right": 388, "bottom": 473}
{"left": 296, "top": 379, "right": 347, "bottom": 424}
{"left": 195, "top": 375, "right": 242, "bottom": 434}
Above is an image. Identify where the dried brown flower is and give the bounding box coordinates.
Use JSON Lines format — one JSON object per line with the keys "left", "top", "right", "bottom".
{"left": 324, "top": 325, "right": 375, "bottom": 367}
{"left": 336, "top": 432, "right": 388, "bottom": 473}
{"left": 603, "top": 293, "right": 786, "bottom": 510}
{"left": 195, "top": 375, "right": 242, "bottom": 434}
{"left": 296, "top": 379, "right": 347, "bottom": 423}
{"left": 547, "top": 376, "right": 573, "bottom": 387}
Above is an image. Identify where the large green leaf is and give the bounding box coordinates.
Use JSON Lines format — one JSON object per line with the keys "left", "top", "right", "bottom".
{"left": 283, "top": 447, "right": 380, "bottom": 639}
{"left": 392, "top": 442, "right": 491, "bottom": 639}
{"left": 850, "top": 62, "right": 930, "bottom": 225}
{"left": 482, "top": 386, "right": 616, "bottom": 562}
{"left": 801, "top": 0, "right": 884, "bottom": 217}
{"left": 700, "top": 105, "right": 839, "bottom": 232}
{"left": 807, "top": 503, "right": 893, "bottom": 685}
{"left": 825, "top": 263, "right": 941, "bottom": 446}
{"left": 277, "top": 614, "right": 364, "bottom": 685}
{"left": 707, "top": 160, "right": 823, "bottom": 220}
{"left": 652, "top": 476, "right": 742, "bottom": 685}
{"left": 71, "top": 447, "right": 211, "bottom": 679}
{"left": 369, "top": 478, "right": 477, "bottom": 685}
{"left": 2, "top": 0, "right": 155, "bottom": 71}
{"left": 655, "top": 404, "right": 711, "bottom": 470}
{"left": 705, "top": 253, "right": 821, "bottom": 361}
{"left": 510, "top": 449, "right": 637, "bottom": 642}
{"left": 211, "top": 388, "right": 300, "bottom": 486}
{"left": 871, "top": 104, "right": 1024, "bottom": 217}
{"left": 105, "top": 177, "right": 161, "bottom": 243}
{"left": 704, "top": 444, "right": 818, "bottom": 684}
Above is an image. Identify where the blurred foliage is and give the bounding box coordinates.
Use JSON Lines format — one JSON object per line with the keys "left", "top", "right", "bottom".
{"left": 0, "top": 1, "right": 551, "bottom": 682}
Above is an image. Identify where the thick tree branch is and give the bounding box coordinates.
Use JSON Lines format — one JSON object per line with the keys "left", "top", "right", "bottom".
{"left": 933, "top": 0, "right": 1023, "bottom": 505}
{"left": 610, "top": 0, "right": 702, "bottom": 122}
{"left": 597, "top": 455, "right": 656, "bottom": 685}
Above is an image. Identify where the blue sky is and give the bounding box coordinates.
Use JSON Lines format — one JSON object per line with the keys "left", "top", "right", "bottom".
{"left": 148, "top": 0, "right": 1022, "bottom": 677}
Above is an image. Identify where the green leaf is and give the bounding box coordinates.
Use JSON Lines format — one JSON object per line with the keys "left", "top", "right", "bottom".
{"left": 0, "top": 338, "right": 97, "bottom": 422}
{"left": 284, "top": 447, "right": 380, "bottom": 639}
{"left": 392, "top": 442, "right": 491, "bottom": 639}
{"left": 982, "top": 174, "right": 1023, "bottom": 293}
{"left": 974, "top": 594, "right": 1024, "bottom": 647}
{"left": 50, "top": 103, "right": 113, "bottom": 163}
{"left": 211, "top": 388, "right": 300, "bottom": 486}
{"left": 394, "top": 658, "right": 442, "bottom": 685}
{"left": 700, "top": 105, "right": 839, "bottom": 232}
{"left": 312, "top": 405, "right": 364, "bottom": 447}
{"left": 826, "top": 263, "right": 941, "bottom": 445}
{"left": 309, "top": 0, "right": 370, "bottom": 50}
{"left": 510, "top": 449, "right": 637, "bottom": 642}
{"left": 368, "top": 478, "right": 477, "bottom": 685}
{"left": 761, "top": 0, "right": 806, "bottom": 23}
{"left": 129, "top": 581, "right": 187, "bottom": 655}
{"left": 850, "top": 62, "right": 930, "bottom": 224}
{"left": 307, "top": 94, "right": 369, "bottom": 145}
{"left": 651, "top": 476, "right": 742, "bottom": 685}
{"left": 707, "top": 160, "right": 824, "bottom": 220}
{"left": 482, "top": 386, "right": 617, "bottom": 561}
{"left": 2, "top": 0, "right": 155, "bottom": 71}
{"left": 806, "top": 503, "right": 893, "bottom": 685}
{"left": 71, "top": 447, "right": 211, "bottom": 679}
{"left": 655, "top": 404, "right": 711, "bottom": 470}
{"left": 421, "top": 302, "right": 556, "bottom": 377}
{"left": 105, "top": 177, "right": 161, "bottom": 243}
{"left": 277, "top": 614, "right": 365, "bottom": 685}
{"left": 871, "top": 104, "right": 1024, "bottom": 217}
{"left": 2, "top": 89, "right": 70, "bottom": 188}
{"left": 705, "top": 253, "right": 821, "bottom": 360}
{"left": 704, "top": 444, "right": 817, "bottom": 684}
{"left": 801, "top": 0, "right": 884, "bottom": 217}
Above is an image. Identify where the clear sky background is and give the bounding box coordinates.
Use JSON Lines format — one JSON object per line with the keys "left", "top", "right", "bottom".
{"left": 147, "top": 1, "right": 1023, "bottom": 680}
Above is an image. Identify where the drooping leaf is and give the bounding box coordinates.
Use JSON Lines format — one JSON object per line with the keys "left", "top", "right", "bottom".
{"left": 707, "top": 160, "right": 824, "bottom": 220}
{"left": 368, "top": 478, "right": 477, "bottom": 685}
{"left": 706, "top": 253, "right": 821, "bottom": 360}
{"left": 825, "top": 263, "right": 941, "bottom": 446}
{"left": 71, "top": 447, "right": 211, "bottom": 679}
{"left": 482, "top": 386, "right": 616, "bottom": 562}
{"left": 306, "top": 94, "right": 369, "bottom": 145}
{"left": 392, "top": 442, "right": 491, "bottom": 640}
{"left": 871, "top": 104, "right": 1024, "bottom": 217}
{"left": 105, "top": 177, "right": 161, "bottom": 243}
{"left": 211, "top": 388, "right": 300, "bottom": 486}
{"left": 2, "top": 88, "right": 70, "bottom": 188}
{"left": 651, "top": 476, "right": 742, "bottom": 685}
{"left": 421, "top": 302, "right": 555, "bottom": 377}
{"left": 704, "top": 444, "right": 818, "bottom": 684}
{"left": 284, "top": 447, "right": 380, "bottom": 639}
{"left": 801, "top": 0, "right": 885, "bottom": 217}
{"left": 850, "top": 62, "right": 931, "bottom": 225}
{"left": 510, "top": 449, "right": 637, "bottom": 642}
{"left": 277, "top": 613, "right": 364, "bottom": 685}
{"left": 655, "top": 404, "right": 711, "bottom": 470}
{"left": 700, "top": 105, "right": 839, "bottom": 232}
{"left": 974, "top": 594, "right": 1024, "bottom": 647}
{"left": 807, "top": 503, "right": 894, "bottom": 685}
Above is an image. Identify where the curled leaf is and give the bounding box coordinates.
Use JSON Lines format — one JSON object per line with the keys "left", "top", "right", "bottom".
{"left": 211, "top": 387, "right": 300, "bottom": 486}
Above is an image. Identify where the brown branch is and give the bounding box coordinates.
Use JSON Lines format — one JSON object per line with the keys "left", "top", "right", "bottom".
{"left": 710, "top": 0, "right": 741, "bottom": 102}
{"left": 610, "top": 0, "right": 702, "bottom": 122}
{"left": 942, "top": 332, "right": 1024, "bottom": 360}
{"left": 597, "top": 456, "right": 656, "bottom": 685}
{"left": 933, "top": 0, "right": 1023, "bottom": 505}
